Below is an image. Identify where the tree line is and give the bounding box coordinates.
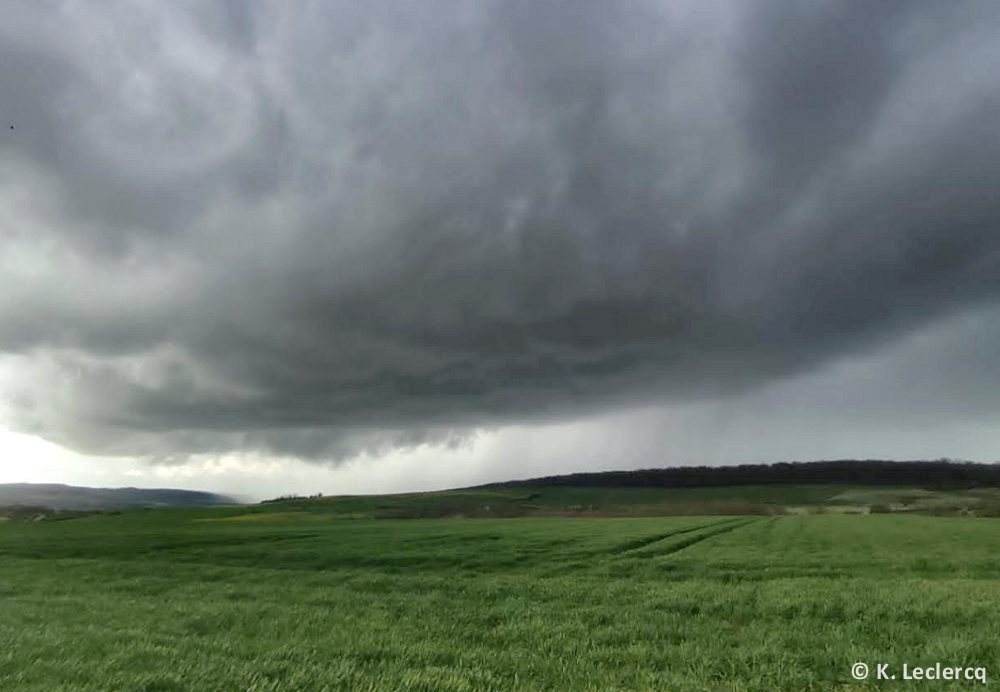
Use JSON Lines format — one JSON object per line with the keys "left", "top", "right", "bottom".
{"left": 485, "top": 459, "right": 1000, "bottom": 490}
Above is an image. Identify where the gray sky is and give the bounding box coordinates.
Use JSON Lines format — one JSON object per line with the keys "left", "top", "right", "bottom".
{"left": 1, "top": 0, "right": 999, "bottom": 500}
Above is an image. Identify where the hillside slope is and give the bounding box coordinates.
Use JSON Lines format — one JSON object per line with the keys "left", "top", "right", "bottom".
{"left": 0, "top": 483, "right": 235, "bottom": 512}
{"left": 248, "top": 460, "right": 1000, "bottom": 519}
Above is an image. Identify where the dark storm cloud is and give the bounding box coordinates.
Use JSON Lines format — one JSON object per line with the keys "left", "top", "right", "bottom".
{"left": 2, "top": 0, "right": 1000, "bottom": 460}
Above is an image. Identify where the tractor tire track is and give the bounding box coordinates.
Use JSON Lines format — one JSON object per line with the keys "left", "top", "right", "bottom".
{"left": 645, "top": 517, "right": 761, "bottom": 559}
{"left": 609, "top": 517, "right": 746, "bottom": 556}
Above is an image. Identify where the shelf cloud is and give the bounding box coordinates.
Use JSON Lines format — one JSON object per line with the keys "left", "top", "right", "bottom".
{"left": 1, "top": 0, "right": 999, "bottom": 464}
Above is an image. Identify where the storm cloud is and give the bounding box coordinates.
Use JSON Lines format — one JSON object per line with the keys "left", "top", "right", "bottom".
{"left": 2, "top": 0, "right": 999, "bottom": 463}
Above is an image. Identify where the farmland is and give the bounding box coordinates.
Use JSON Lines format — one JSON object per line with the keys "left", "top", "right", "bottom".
{"left": 2, "top": 495, "right": 999, "bottom": 691}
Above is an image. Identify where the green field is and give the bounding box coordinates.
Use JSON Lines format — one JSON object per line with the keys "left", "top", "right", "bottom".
{"left": 251, "top": 483, "right": 1000, "bottom": 518}
{"left": 2, "top": 495, "right": 999, "bottom": 691}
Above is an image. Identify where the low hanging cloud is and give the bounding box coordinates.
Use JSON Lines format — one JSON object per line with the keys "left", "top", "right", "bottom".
{"left": 1, "top": 0, "right": 1000, "bottom": 462}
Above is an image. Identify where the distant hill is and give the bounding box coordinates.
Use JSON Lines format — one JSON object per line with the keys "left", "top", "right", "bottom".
{"left": 0, "top": 483, "right": 235, "bottom": 512}
{"left": 480, "top": 459, "right": 1000, "bottom": 490}
{"left": 251, "top": 460, "right": 1000, "bottom": 519}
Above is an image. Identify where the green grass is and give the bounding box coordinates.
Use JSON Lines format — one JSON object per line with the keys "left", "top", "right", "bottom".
{"left": 2, "top": 506, "right": 1000, "bottom": 691}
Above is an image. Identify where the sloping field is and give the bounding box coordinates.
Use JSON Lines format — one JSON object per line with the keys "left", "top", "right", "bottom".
{"left": 1, "top": 510, "right": 999, "bottom": 690}
{"left": 249, "top": 482, "right": 1000, "bottom": 518}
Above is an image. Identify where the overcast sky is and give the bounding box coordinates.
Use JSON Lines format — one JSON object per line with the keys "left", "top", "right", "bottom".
{"left": 2, "top": 0, "right": 999, "bottom": 501}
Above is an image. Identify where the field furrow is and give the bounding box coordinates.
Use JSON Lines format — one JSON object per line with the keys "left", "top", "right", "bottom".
{"left": 605, "top": 517, "right": 736, "bottom": 555}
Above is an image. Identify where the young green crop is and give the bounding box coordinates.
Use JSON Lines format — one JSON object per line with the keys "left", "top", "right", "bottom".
{"left": 2, "top": 511, "right": 999, "bottom": 691}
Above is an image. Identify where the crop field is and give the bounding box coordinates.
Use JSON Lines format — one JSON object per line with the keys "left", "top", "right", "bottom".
{"left": 2, "top": 505, "right": 1000, "bottom": 691}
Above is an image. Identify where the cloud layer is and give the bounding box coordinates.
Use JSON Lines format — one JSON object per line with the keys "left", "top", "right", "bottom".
{"left": 2, "top": 0, "right": 999, "bottom": 462}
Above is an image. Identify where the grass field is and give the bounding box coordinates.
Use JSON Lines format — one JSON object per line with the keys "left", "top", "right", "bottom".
{"left": 2, "top": 496, "right": 999, "bottom": 691}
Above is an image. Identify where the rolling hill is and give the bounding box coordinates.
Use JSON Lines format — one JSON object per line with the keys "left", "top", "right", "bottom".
{"left": 0, "top": 483, "right": 235, "bottom": 512}
{"left": 250, "top": 460, "right": 1000, "bottom": 519}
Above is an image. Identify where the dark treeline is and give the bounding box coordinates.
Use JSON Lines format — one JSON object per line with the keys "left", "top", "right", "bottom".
{"left": 484, "top": 460, "right": 1000, "bottom": 490}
